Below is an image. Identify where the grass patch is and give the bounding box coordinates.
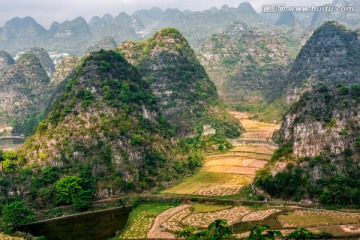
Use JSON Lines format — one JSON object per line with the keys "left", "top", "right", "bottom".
{"left": 192, "top": 204, "right": 232, "bottom": 213}
{"left": 118, "top": 202, "right": 178, "bottom": 239}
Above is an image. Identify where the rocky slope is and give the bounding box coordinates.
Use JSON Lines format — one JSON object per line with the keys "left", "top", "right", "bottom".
{"left": 285, "top": 21, "right": 360, "bottom": 103}
{"left": 258, "top": 22, "right": 360, "bottom": 204}
{"left": 28, "top": 47, "right": 55, "bottom": 77}
{"left": 118, "top": 28, "right": 241, "bottom": 137}
{"left": 0, "top": 50, "right": 14, "bottom": 75}
{"left": 198, "top": 23, "right": 294, "bottom": 122}
{"left": 19, "top": 50, "right": 193, "bottom": 199}
{"left": 0, "top": 53, "right": 52, "bottom": 130}
{"left": 84, "top": 36, "right": 117, "bottom": 54}
{"left": 51, "top": 55, "right": 79, "bottom": 86}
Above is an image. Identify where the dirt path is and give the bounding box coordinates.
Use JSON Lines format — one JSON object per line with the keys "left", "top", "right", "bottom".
{"left": 163, "top": 111, "right": 279, "bottom": 196}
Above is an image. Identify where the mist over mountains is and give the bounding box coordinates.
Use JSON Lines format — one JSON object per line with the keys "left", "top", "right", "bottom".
{"left": 0, "top": 0, "right": 359, "bottom": 57}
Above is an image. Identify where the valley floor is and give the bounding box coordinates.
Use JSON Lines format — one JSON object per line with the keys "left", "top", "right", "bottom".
{"left": 163, "top": 111, "right": 279, "bottom": 197}
{"left": 117, "top": 112, "right": 360, "bottom": 239}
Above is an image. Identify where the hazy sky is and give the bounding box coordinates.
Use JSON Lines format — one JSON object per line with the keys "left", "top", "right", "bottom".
{"left": 0, "top": 0, "right": 334, "bottom": 28}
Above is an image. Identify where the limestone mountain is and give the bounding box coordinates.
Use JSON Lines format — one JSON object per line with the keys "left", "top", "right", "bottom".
{"left": 88, "top": 13, "right": 139, "bottom": 44}
{"left": 118, "top": 28, "right": 241, "bottom": 137}
{"left": 0, "top": 50, "right": 14, "bottom": 75}
{"left": 198, "top": 23, "right": 293, "bottom": 122}
{"left": 285, "top": 21, "right": 360, "bottom": 103}
{"left": 146, "top": 3, "right": 268, "bottom": 48}
{"left": 48, "top": 17, "right": 92, "bottom": 54}
{"left": 28, "top": 47, "right": 55, "bottom": 77}
{"left": 275, "top": 12, "right": 298, "bottom": 26}
{"left": 84, "top": 36, "right": 118, "bottom": 54}
{"left": 0, "top": 17, "right": 46, "bottom": 54}
{"left": 20, "top": 50, "right": 193, "bottom": 199}
{"left": 257, "top": 22, "right": 360, "bottom": 205}
{"left": 279, "top": 21, "right": 360, "bottom": 157}
{"left": 0, "top": 53, "right": 51, "bottom": 131}
{"left": 51, "top": 55, "right": 79, "bottom": 86}
{"left": 311, "top": 0, "right": 360, "bottom": 28}
{"left": 0, "top": 3, "right": 269, "bottom": 55}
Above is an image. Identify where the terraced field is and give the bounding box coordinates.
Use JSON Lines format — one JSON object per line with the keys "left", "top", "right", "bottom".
{"left": 139, "top": 203, "right": 360, "bottom": 239}
{"left": 163, "top": 111, "right": 279, "bottom": 197}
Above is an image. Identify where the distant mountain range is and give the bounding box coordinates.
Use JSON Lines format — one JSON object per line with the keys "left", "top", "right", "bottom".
{"left": 0, "top": 0, "right": 359, "bottom": 56}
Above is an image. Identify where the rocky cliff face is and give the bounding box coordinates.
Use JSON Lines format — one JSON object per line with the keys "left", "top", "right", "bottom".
{"left": 51, "top": 55, "right": 79, "bottom": 86}
{"left": 280, "top": 84, "right": 360, "bottom": 158}
{"left": 20, "top": 50, "right": 191, "bottom": 197}
{"left": 0, "top": 53, "right": 51, "bottom": 129}
{"left": 118, "top": 28, "right": 241, "bottom": 137}
{"left": 0, "top": 50, "right": 14, "bottom": 75}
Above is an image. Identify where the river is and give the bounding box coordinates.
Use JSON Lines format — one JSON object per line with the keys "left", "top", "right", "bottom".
{"left": 21, "top": 207, "right": 132, "bottom": 240}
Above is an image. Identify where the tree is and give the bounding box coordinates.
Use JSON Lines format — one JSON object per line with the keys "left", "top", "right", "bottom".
{"left": 55, "top": 176, "right": 92, "bottom": 210}
{"left": 248, "top": 225, "right": 282, "bottom": 240}
{"left": 55, "top": 176, "right": 83, "bottom": 205}
{"left": 175, "top": 219, "right": 232, "bottom": 240}
{"left": 1, "top": 201, "right": 36, "bottom": 233}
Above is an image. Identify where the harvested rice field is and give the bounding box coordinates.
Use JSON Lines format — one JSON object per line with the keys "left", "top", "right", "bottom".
{"left": 163, "top": 111, "right": 278, "bottom": 197}
{"left": 140, "top": 204, "right": 360, "bottom": 239}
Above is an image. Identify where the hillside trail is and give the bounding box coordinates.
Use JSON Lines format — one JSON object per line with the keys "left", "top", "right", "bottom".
{"left": 163, "top": 111, "right": 279, "bottom": 196}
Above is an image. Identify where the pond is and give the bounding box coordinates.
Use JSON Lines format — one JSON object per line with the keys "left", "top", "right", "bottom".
{"left": 0, "top": 138, "right": 24, "bottom": 149}
{"left": 21, "top": 207, "right": 132, "bottom": 240}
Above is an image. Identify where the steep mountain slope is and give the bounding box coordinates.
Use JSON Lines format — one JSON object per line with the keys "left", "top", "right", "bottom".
{"left": 0, "top": 50, "right": 14, "bottom": 75}
{"left": 285, "top": 21, "right": 360, "bottom": 103}
{"left": 28, "top": 47, "right": 55, "bottom": 77}
{"left": 258, "top": 22, "right": 360, "bottom": 205}
{"left": 198, "top": 23, "right": 293, "bottom": 122}
{"left": 20, "top": 50, "right": 193, "bottom": 199}
{"left": 51, "top": 55, "right": 79, "bottom": 86}
{"left": 84, "top": 36, "right": 117, "bottom": 54}
{"left": 0, "top": 53, "right": 51, "bottom": 130}
{"left": 118, "top": 28, "right": 241, "bottom": 137}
